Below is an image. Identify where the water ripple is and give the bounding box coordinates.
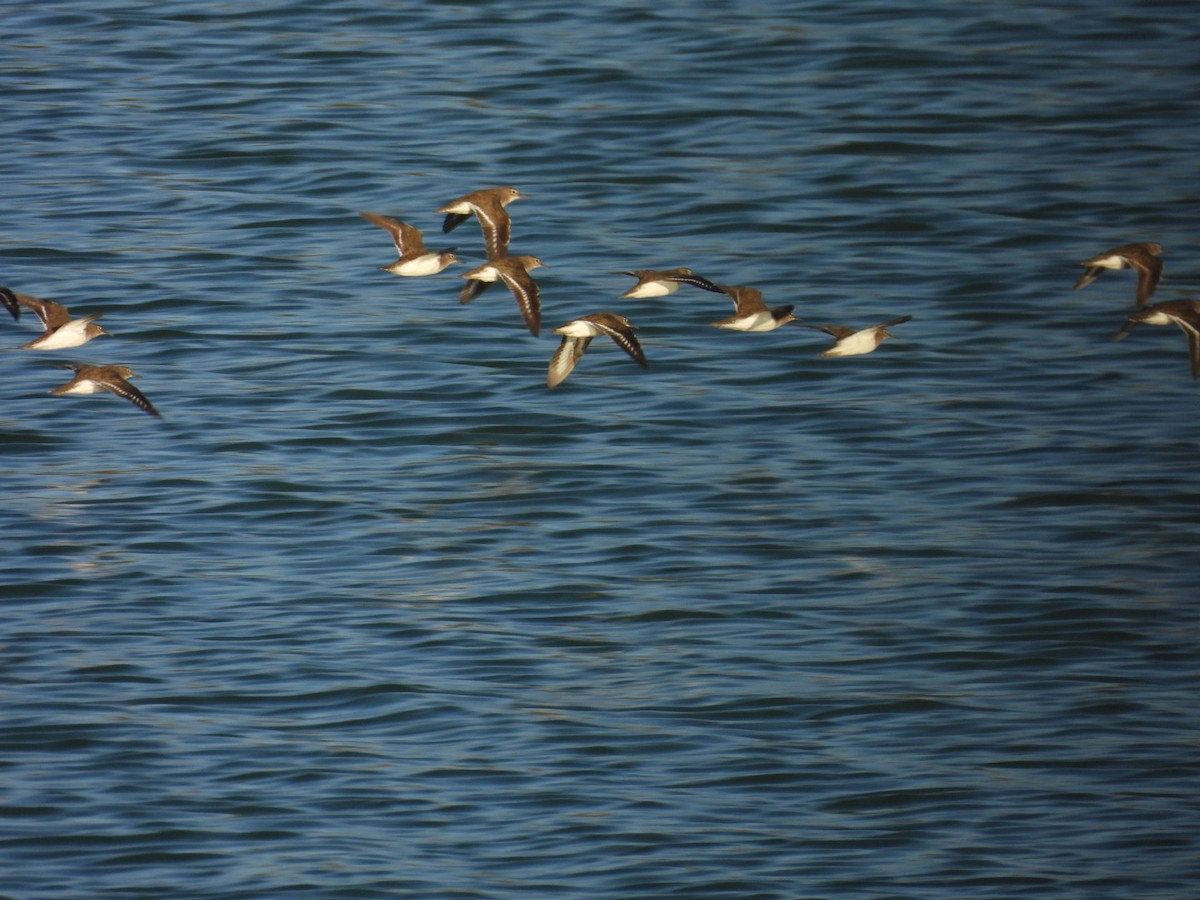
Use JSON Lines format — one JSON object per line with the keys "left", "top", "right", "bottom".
{"left": 3, "top": 0, "right": 1200, "bottom": 897}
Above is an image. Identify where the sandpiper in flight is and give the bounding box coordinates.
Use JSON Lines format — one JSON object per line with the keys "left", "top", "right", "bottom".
{"left": 1112, "top": 299, "right": 1200, "bottom": 379}
{"left": 547, "top": 312, "right": 648, "bottom": 388}
{"left": 14, "top": 294, "right": 108, "bottom": 350}
{"left": 359, "top": 211, "right": 458, "bottom": 276}
{"left": 49, "top": 364, "right": 161, "bottom": 417}
{"left": 710, "top": 285, "right": 797, "bottom": 332}
{"left": 435, "top": 187, "right": 526, "bottom": 260}
{"left": 617, "top": 268, "right": 725, "bottom": 299}
{"left": 800, "top": 315, "right": 913, "bottom": 357}
{"left": 1074, "top": 242, "right": 1165, "bottom": 309}
{"left": 460, "top": 255, "right": 546, "bottom": 337}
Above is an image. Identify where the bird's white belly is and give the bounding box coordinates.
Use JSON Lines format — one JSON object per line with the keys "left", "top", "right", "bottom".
{"left": 30, "top": 321, "right": 91, "bottom": 350}
{"left": 393, "top": 254, "right": 444, "bottom": 276}
{"left": 465, "top": 266, "right": 500, "bottom": 282}
{"left": 626, "top": 281, "right": 678, "bottom": 298}
{"left": 738, "top": 312, "right": 778, "bottom": 332}
{"left": 1139, "top": 311, "right": 1174, "bottom": 326}
{"left": 824, "top": 331, "right": 878, "bottom": 356}
{"left": 554, "top": 321, "right": 603, "bottom": 338}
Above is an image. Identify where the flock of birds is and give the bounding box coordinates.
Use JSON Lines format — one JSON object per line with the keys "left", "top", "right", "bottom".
{"left": 1080, "top": 241, "right": 1200, "bottom": 378}
{"left": 1, "top": 188, "right": 1194, "bottom": 419}
{"left": 359, "top": 186, "right": 916, "bottom": 389}
{"left": 0, "top": 286, "right": 160, "bottom": 417}
{"left": 365, "top": 194, "right": 1194, "bottom": 384}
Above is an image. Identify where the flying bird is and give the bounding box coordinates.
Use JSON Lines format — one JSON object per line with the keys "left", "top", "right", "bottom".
{"left": 49, "top": 364, "right": 161, "bottom": 417}
{"left": 1112, "top": 299, "right": 1200, "bottom": 379}
{"left": 799, "top": 315, "right": 912, "bottom": 357}
{"left": 547, "top": 312, "right": 647, "bottom": 388}
{"left": 435, "top": 186, "right": 526, "bottom": 260}
{"left": 459, "top": 255, "right": 546, "bottom": 336}
{"left": 13, "top": 294, "right": 108, "bottom": 350}
{"left": 359, "top": 211, "right": 458, "bottom": 276}
{"left": 1074, "top": 242, "right": 1164, "bottom": 309}
{"left": 618, "top": 268, "right": 724, "bottom": 299}
{"left": 710, "top": 285, "right": 797, "bottom": 332}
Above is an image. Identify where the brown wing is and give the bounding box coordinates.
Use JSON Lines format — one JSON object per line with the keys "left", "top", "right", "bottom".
{"left": 547, "top": 336, "right": 591, "bottom": 388}
{"left": 496, "top": 264, "right": 541, "bottom": 336}
{"left": 102, "top": 376, "right": 161, "bottom": 418}
{"left": 459, "top": 279, "right": 491, "bottom": 305}
{"left": 360, "top": 211, "right": 427, "bottom": 256}
{"left": 723, "top": 286, "right": 768, "bottom": 315}
{"left": 471, "top": 201, "right": 513, "bottom": 260}
{"left": 1128, "top": 253, "right": 1163, "bottom": 309}
{"left": 1111, "top": 317, "right": 1139, "bottom": 342}
{"left": 588, "top": 314, "right": 648, "bottom": 369}
{"left": 0, "top": 285, "right": 19, "bottom": 320}
{"left": 799, "top": 324, "right": 855, "bottom": 340}
{"left": 1163, "top": 305, "right": 1200, "bottom": 380}
{"left": 1073, "top": 267, "right": 1103, "bottom": 291}
{"left": 623, "top": 267, "right": 691, "bottom": 281}
{"left": 18, "top": 295, "right": 71, "bottom": 330}
{"left": 663, "top": 270, "right": 724, "bottom": 293}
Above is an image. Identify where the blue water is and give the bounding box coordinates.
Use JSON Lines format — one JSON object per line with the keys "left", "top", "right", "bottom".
{"left": 3, "top": 1, "right": 1200, "bottom": 897}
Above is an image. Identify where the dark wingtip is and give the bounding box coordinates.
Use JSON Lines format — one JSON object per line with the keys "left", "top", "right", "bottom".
{"left": 0, "top": 286, "right": 19, "bottom": 321}
{"left": 678, "top": 274, "right": 725, "bottom": 294}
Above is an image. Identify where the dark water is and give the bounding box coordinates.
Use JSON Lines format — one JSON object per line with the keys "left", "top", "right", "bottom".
{"left": 3, "top": 1, "right": 1199, "bottom": 897}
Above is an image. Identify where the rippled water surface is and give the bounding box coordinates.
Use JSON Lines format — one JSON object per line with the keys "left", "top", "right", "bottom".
{"left": 3, "top": 1, "right": 1200, "bottom": 897}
